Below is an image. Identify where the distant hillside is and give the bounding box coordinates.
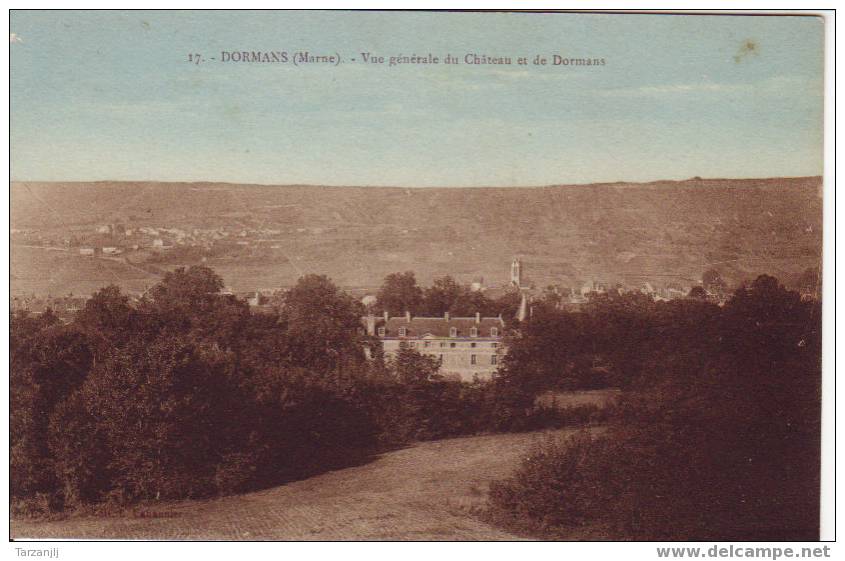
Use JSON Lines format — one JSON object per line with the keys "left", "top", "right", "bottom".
{"left": 10, "top": 177, "right": 822, "bottom": 296}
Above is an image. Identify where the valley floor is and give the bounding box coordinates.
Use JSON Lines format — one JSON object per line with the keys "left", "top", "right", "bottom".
{"left": 12, "top": 429, "right": 579, "bottom": 541}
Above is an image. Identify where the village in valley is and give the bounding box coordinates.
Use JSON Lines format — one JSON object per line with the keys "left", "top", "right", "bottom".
{"left": 10, "top": 234, "right": 818, "bottom": 323}
{"left": 10, "top": 178, "right": 823, "bottom": 396}
{"left": 11, "top": 176, "right": 822, "bottom": 326}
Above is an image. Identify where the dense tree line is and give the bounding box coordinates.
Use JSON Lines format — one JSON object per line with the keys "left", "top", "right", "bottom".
{"left": 13, "top": 267, "right": 382, "bottom": 509}
{"left": 10, "top": 266, "right": 556, "bottom": 515}
{"left": 489, "top": 275, "right": 822, "bottom": 540}
{"left": 374, "top": 271, "right": 520, "bottom": 318}
{"left": 12, "top": 265, "right": 821, "bottom": 541}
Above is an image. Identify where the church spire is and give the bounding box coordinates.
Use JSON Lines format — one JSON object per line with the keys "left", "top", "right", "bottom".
{"left": 510, "top": 258, "right": 522, "bottom": 287}
{"left": 516, "top": 290, "right": 528, "bottom": 321}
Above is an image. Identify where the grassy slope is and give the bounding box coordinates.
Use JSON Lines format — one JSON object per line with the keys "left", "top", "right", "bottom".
{"left": 11, "top": 178, "right": 822, "bottom": 295}
{"left": 12, "top": 429, "right": 583, "bottom": 541}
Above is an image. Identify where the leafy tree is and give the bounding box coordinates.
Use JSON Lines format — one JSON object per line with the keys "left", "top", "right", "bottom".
{"left": 493, "top": 290, "right": 522, "bottom": 320}
{"left": 389, "top": 348, "right": 442, "bottom": 384}
{"left": 280, "top": 274, "right": 367, "bottom": 372}
{"left": 11, "top": 321, "right": 92, "bottom": 499}
{"left": 72, "top": 336, "right": 232, "bottom": 502}
{"left": 497, "top": 306, "right": 601, "bottom": 395}
{"left": 232, "top": 364, "right": 379, "bottom": 486}
{"left": 48, "top": 391, "right": 112, "bottom": 506}
{"left": 464, "top": 290, "right": 502, "bottom": 317}
{"left": 148, "top": 265, "right": 225, "bottom": 309}
{"left": 422, "top": 275, "right": 477, "bottom": 315}
{"left": 142, "top": 265, "right": 250, "bottom": 349}
{"left": 376, "top": 272, "right": 424, "bottom": 315}
{"left": 75, "top": 285, "right": 137, "bottom": 355}
{"left": 76, "top": 285, "right": 133, "bottom": 333}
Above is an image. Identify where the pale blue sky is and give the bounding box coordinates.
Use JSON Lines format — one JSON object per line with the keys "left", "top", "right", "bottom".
{"left": 10, "top": 11, "right": 824, "bottom": 186}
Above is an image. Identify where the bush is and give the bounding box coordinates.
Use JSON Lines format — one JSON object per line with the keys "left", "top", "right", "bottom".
{"left": 488, "top": 277, "right": 821, "bottom": 540}
{"left": 488, "top": 431, "right": 610, "bottom": 536}
{"left": 490, "top": 412, "right": 819, "bottom": 541}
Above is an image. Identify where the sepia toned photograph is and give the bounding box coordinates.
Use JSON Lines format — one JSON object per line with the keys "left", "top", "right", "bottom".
{"left": 7, "top": 9, "right": 831, "bottom": 545}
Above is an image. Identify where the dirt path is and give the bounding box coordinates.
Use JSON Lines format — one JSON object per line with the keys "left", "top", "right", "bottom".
{"left": 12, "top": 429, "right": 576, "bottom": 541}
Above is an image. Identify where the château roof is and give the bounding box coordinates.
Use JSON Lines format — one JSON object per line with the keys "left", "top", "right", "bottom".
{"left": 373, "top": 315, "right": 504, "bottom": 338}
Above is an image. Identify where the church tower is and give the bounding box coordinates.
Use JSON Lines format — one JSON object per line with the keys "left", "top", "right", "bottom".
{"left": 516, "top": 290, "right": 528, "bottom": 321}
{"left": 510, "top": 258, "right": 522, "bottom": 287}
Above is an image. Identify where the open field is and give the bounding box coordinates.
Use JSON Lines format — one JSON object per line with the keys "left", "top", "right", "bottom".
{"left": 11, "top": 177, "right": 822, "bottom": 296}
{"left": 11, "top": 429, "right": 585, "bottom": 541}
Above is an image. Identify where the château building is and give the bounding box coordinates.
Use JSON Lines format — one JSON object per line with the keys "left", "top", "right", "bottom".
{"left": 365, "top": 311, "right": 505, "bottom": 382}
{"left": 362, "top": 258, "right": 541, "bottom": 382}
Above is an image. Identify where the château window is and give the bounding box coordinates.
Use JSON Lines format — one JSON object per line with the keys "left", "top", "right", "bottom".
{"left": 450, "top": 342, "right": 456, "bottom": 348}
{"left": 491, "top": 327, "right": 499, "bottom": 337}
{"left": 471, "top": 354, "right": 477, "bottom": 365}
{"left": 440, "top": 342, "right": 446, "bottom": 348}
{"left": 377, "top": 327, "right": 385, "bottom": 337}
{"left": 424, "top": 341, "right": 430, "bottom": 348}
{"left": 399, "top": 327, "right": 407, "bottom": 337}
{"left": 470, "top": 327, "right": 478, "bottom": 337}
{"left": 449, "top": 327, "right": 457, "bottom": 337}
{"left": 399, "top": 341, "right": 407, "bottom": 349}
{"left": 470, "top": 342, "right": 476, "bottom": 348}
{"left": 491, "top": 355, "right": 498, "bottom": 365}
{"left": 409, "top": 341, "right": 416, "bottom": 348}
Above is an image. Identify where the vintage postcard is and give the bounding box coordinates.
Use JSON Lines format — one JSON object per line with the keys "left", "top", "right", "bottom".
{"left": 7, "top": 8, "right": 831, "bottom": 548}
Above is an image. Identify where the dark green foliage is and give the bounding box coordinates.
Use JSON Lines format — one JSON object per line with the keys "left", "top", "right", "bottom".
{"left": 389, "top": 348, "right": 442, "bottom": 384}
{"left": 11, "top": 312, "right": 92, "bottom": 501}
{"left": 422, "top": 276, "right": 469, "bottom": 316}
{"left": 16, "top": 268, "right": 550, "bottom": 514}
{"left": 10, "top": 270, "right": 381, "bottom": 511}
{"left": 373, "top": 269, "right": 525, "bottom": 320}
{"left": 371, "top": 379, "right": 487, "bottom": 444}
{"left": 48, "top": 392, "right": 112, "bottom": 506}
{"left": 78, "top": 339, "right": 231, "bottom": 502}
{"left": 140, "top": 266, "right": 252, "bottom": 349}
{"left": 74, "top": 285, "right": 136, "bottom": 351}
{"left": 230, "top": 364, "right": 381, "bottom": 487}
{"left": 12, "top": 264, "right": 820, "bottom": 542}
{"left": 375, "top": 271, "right": 424, "bottom": 315}
{"left": 499, "top": 290, "right": 721, "bottom": 393}
{"left": 419, "top": 275, "right": 510, "bottom": 317}
{"left": 489, "top": 432, "right": 606, "bottom": 534}
{"left": 278, "top": 274, "right": 368, "bottom": 372}
{"left": 489, "top": 276, "right": 821, "bottom": 540}
{"left": 373, "top": 271, "right": 516, "bottom": 319}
